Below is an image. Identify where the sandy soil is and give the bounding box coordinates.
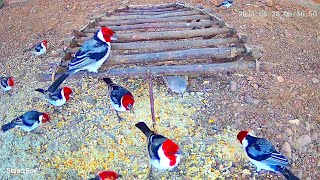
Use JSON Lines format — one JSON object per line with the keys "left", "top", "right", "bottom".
{"left": 0, "top": 0, "right": 319, "bottom": 179}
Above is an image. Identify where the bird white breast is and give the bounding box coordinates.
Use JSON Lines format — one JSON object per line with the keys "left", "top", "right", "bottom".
{"left": 110, "top": 95, "right": 126, "bottom": 112}
{"left": 83, "top": 42, "right": 111, "bottom": 73}
{"left": 242, "top": 138, "right": 275, "bottom": 172}
{"left": 49, "top": 92, "right": 66, "bottom": 107}
{"left": 150, "top": 145, "right": 181, "bottom": 170}
{"left": 1, "top": 85, "right": 12, "bottom": 92}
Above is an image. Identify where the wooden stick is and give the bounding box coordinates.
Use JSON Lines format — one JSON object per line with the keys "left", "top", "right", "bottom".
{"left": 128, "top": 4, "right": 174, "bottom": 10}
{"left": 114, "top": 8, "right": 188, "bottom": 16}
{"left": 97, "top": 15, "right": 209, "bottom": 26}
{"left": 79, "top": 27, "right": 231, "bottom": 43}
{"left": 100, "top": 10, "right": 200, "bottom": 21}
{"left": 120, "top": 7, "right": 179, "bottom": 12}
{"left": 86, "top": 20, "right": 213, "bottom": 32}
{"left": 69, "top": 38, "right": 239, "bottom": 53}
{"left": 147, "top": 70, "right": 157, "bottom": 130}
{"left": 109, "top": 47, "right": 243, "bottom": 64}
{"left": 37, "top": 61, "right": 257, "bottom": 82}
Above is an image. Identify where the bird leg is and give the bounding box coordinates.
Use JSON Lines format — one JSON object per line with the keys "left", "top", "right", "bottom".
{"left": 147, "top": 167, "right": 153, "bottom": 180}
{"left": 115, "top": 111, "right": 124, "bottom": 122}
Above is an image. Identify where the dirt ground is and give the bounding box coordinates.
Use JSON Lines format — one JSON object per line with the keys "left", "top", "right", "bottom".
{"left": 0, "top": 0, "right": 319, "bottom": 179}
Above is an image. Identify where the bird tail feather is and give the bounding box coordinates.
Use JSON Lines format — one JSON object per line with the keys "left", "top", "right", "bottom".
{"left": 1, "top": 122, "right": 16, "bottom": 132}
{"left": 102, "top": 78, "right": 113, "bottom": 85}
{"left": 47, "top": 69, "right": 76, "bottom": 93}
{"left": 135, "top": 122, "right": 153, "bottom": 138}
{"left": 281, "top": 168, "right": 300, "bottom": 180}
{"left": 35, "top": 88, "right": 47, "bottom": 94}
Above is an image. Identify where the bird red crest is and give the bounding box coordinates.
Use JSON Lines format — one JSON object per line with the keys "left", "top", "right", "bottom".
{"left": 237, "top": 130, "right": 249, "bottom": 144}
{"left": 8, "top": 77, "right": 14, "bottom": 87}
{"left": 101, "top": 27, "right": 115, "bottom": 42}
{"left": 62, "top": 86, "right": 73, "bottom": 101}
{"left": 162, "top": 139, "right": 180, "bottom": 166}
{"left": 99, "top": 170, "right": 119, "bottom": 180}
{"left": 42, "top": 113, "right": 50, "bottom": 123}
{"left": 122, "top": 94, "right": 134, "bottom": 110}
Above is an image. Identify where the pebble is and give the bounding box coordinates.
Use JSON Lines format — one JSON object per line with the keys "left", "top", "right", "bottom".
{"left": 230, "top": 81, "right": 237, "bottom": 91}
{"left": 276, "top": 134, "right": 283, "bottom": 139}
{"left": 311, "top": 78, "right": 319, "bottom": 84}
{"left": 311, "top": 132, "right": 318, "bottom": 141}
{"left": 251, "top": 84, "right": 258, "bottom": 89}
{"left": 296, "top": 135, "right": 312, "bottom": 147}
{"left": 246, "top": 76, "right": 254, "bottom": 81}
{"left": 69, "top": 143, "right": 80, "bottom": 152}
{"left": 304, "top": 122, "right": 311, "bottom": 131}
{"left": 244, "top": 93, "right": 259, "bottom": 105}
{"left": 317, "top": 160, "right": 320, "bottom": 167}
{"left": 281, "top": 142, "right": 292, "bottom": 159}
{"left": 86, "top": 96, "right": 97, "bottom": 105}
{"left": 277, "top": 76, "right": 285, "bottom": 83}
{"left": 284, "top": 128, "right": 293, "bottom": 136}
{"left": 288, "top": 119, "right": 300, "bottom": 125}
{"left": 265, "top": 0, "right": 273, "bottom": 7}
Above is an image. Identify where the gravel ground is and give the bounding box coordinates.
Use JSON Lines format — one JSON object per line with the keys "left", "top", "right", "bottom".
{"left": 0, "top": 0, "right": 319, "bottom": 179}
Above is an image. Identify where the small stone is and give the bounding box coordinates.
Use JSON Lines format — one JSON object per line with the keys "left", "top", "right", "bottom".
{"left": 288, "top": 119, "right": 300, "bottom": 125}
{"left": 244, "top": 93, "right": 258, "bottom": 104}
{"left": 265, "top": 0, "right": 273, "bottom": 7}
{"left": 297, "top": 171, "right": 303, "bottom": 179}
{"left": 284, "top": 128, "right": 293, "bottom": 136}
{"left": 311, "top": 132, "right": 318, "bottom": 141}
{"left": 247, "top": 76, "right": 254, "bottom": 81}
{"left": 69, "top": 143, "right": 80, "bottom": 152}
{"left": 86, "top": 96, "right": 97, "bottom": 105}
{"left": 317, "top": 159, "right": 320, "bottom": 167}
{"left": 296, "top": 135, "right": 312, "bottom": 147}
{"left": 276, "top": 134, "right": 283, "bottom": 139}
{"left": 281, "top": 142, "right": 292, "bottom": 159}
{"left": 277, "top": 76, "right": 285, "bottom": 83}
{"left": 311, "top": 78, "right": 319, "bottom": 84}
{"left": 230, "top": 81, "right": 237, "bottom": 91}
{"left": 304, "top": 122, "right": 311, "bottom": 131}
{"left": 251, "top": 84, "right": 259, "bottom": 89}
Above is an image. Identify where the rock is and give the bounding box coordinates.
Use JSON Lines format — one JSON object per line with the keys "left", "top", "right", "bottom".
{"left": 281, "top": 142, "right": 292, "bottom": 159}
{"left": 304, "top": 122, "right": 311, "bottom": 131}
{"left": 265, "top": 0, "right": 274, "bottom": 7}
{"left": 296, "top": 135, "right": 312, "bottom": 147}
{"left": 244, "top": 93, "right": 259, "bottom": 105}
{"left": 311, "top": 78, "right": 319, "bottom": 84}
{"left": 276, "top": 134, "right": 283, "bottom": 139}
{"left": 86, "top": 96, "right": 97, "bottom": 105}
{"left": 246, "top": 76, "right": 254, "bottom": 81}
{"left": 251, "top": 84, "right": 259, "bottom": 89}
{"left": 317, "top": 159, "right": 320, "bottom": 167}
{"left": 230, "top": 81, "right": 237, "bottom": 91}
{"left": 69, "top": 143, "right": 80, "bottom": 152}
{"left": 277, "top": 76, "right": 285, "bottom": 83}
{"left": 311, "top": 132, "right": 318, "bottom": 141}
{"left": 284, "top": 128, "right": 293, "bottom": 136}
{"left": 288, "top": 119, "right": 300, "bottom": 125}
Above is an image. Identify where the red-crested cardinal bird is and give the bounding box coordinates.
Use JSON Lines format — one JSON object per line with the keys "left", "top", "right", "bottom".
{"left": 217, "top": 0, "right": 233, "bottom": 8}
{"left": 0, "top": 76, "right": 14, "bottom": 93}
{"left": 47, "top": 27, "right": 116, "bottom": 93}
{"left": 237, "top": 130, "right": 300, "bottom": 180}
{"left": 24, "top": 40, "right": 48, "bottom": 56}
{"left": 103, "top": 78, "right": 134, "bottom": 121}
{"left": 135, "top": 122, "right": 182, "bottom": 171}
{"left": 1, "top": 110, "right": 50, "bottom": 132}
{"left": 35, "top": 86, "right": 73, "bottom": 107}
{"left": 89, "top": 170, "right": 121, "bottom": 180}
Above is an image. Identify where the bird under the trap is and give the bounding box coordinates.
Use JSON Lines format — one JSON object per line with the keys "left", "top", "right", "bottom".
{"left": 163, "top": 76, "right": 188, "bottom": 97}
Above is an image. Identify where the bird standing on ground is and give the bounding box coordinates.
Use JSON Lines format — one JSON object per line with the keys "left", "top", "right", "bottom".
{"left": 103, "top": 78, "right": 134, "bottom": 121}
{"left": 0, "top": 76, "right": 14, "bottom": 93}
{"left": 163, "top": 76, "right": 188, "bottom": 97}
{"left": 217, "top": 0, "right": 233, "bottom": 8}
{"left": 89, "top": 170, "right": 121, "bottom": 180}
{"left": 1, "top": 110, "right": 50, "bottom": 132}
{"left": 24, "top": 40, "right": 48, "bottom": 56}
{"left": 237, "top": 130, "right": 300, "bottom": 180}
{"left": 35, "top": 86, "right": 73, "bottom": 107}
{"left": 135, "top": 121, "right": 182, "bottom": 178}
{"left": 46, "top": 27, "right": 116, "bottom": 93}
